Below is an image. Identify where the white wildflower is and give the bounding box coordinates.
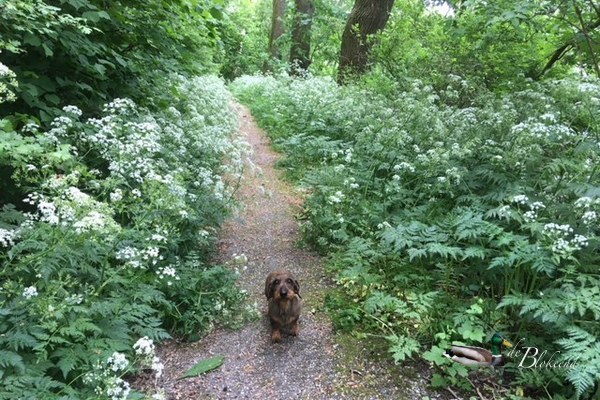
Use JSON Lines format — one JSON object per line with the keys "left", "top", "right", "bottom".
{"left": 497, "top": 205, "right": 511, "bottom": 218}
{"left": 23, "top": 286, "right": 38, "bottom": 299}
{"left": 512, "top": 195, "right": 529, "bottom": 205}
{"left": 393, "top": 162, "right": 415, "bottom": 173}
{"left": 38, "top": 200, "right": 59, "bottom": 225}
{"left": 582, "top": 210, "right": 597, "bottom": 225}
{"left": 107, "top": 352, "right": 129, "bottom": 372}
{"left": 150, "top": 233, "right": 167, "bottom": 243}
{"left": 105, "top": 377, "right": 130, "bottom": 400}
{"left": 574, "top": 197, "right": 593, "bottom": 208}
{"left": 110, "top": 189, "right": 123, "bottom": 202}
{"left": 523, "top": 211, "right": 537, "bottom": 222}
{"left": 377, "top": 221, "right": 392, "bottom": 230}
{"left": 116, "top": 246, "right": 139, "bottom": 260}
{"left": 73, "top": 211, "right": 108, "bottom": 234}
{"left": 0, "top": 228, "right": 16, "bottom": 247}
{"left": 62, "top": 105, "right": 82, "bottom": 117}
{"left": 327, "top": 191, "right": 344, "bottom": 204}
{"left": 151, "top": 356, "right": 164, "bottom": 378}
{"left": 572, "top": 234, "right": 589, "bottom": 248}
{"left": 66, "top": 187, "right": 90, "bottom": 203}
{"left": 530, "top": 201, "right": 545, "bottom": 211}
{"left": 543, "top": 223, "right": 573, "bottom": 236}
{"left": 133, "top": 336, "right": 155, "bottom": 356}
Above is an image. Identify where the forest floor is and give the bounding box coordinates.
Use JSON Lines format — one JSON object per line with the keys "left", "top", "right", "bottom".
{"left": 142, "top": 104, "right": 449, "bottom": 399}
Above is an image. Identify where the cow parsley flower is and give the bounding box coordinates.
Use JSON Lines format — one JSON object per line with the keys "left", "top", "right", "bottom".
{"left": 327, "top": 191, "right": 344, "bottom": 204}
{"left": 156, "top": 266, "right": 180, "bottom": 285}
{"left": 512, "top": 195, "right": 529, "bottom": 205}
{"left": 151, "top": 356, "right": 164, "bottom": 378}
{"left": 543, "top": 223, "right": 573, "bottom": 236}
{"left": 393, "top": 162, "right": 416, "bottom": 173}
{"left": 104, "top": 377, "right": 130, "bottom": 400}
{"left": 110, "top": 189, "right": 123, "bottom": 202}
{"left": 523, "top": 210, "right": 537, "bottom": 222}
{"left": 582, "top": 210, "right": 597, "bottom": 225}
{"left": 0, "top": 228, "right": 16, "bottom": 247}
{"left": 38, "top": 200, "right": 59, "bottom": 225}
{"left": 133, "top": 337, "right": 155, "bottom": 356}
{"left": 107, "top": 352, "right": 129, "bottom": 372}
{"left": 73, "top": 211, "right": 108, "bottom": 234}
{"left": 23, "top": 286, "right": 38, "bottom": 299}
{"left": 575, "top": 197, "right": 593, "bottom": 208}
{"left": 62, "top": 105, "right": 83, "bottom": 117}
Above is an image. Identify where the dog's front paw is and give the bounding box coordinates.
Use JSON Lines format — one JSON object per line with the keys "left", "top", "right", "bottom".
{"left": 290, "top": 322, "right": 299, "bottom": 336}
{"left": 271, "top": 330, "right": 282, "bottom": 343}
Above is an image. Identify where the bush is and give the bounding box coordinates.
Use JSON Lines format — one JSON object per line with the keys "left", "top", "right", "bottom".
{"left": 0, "top": 74, "right": 250, "bottom": 398}
{"left": 231, "top": 74, "right": 600, "bottom": 399}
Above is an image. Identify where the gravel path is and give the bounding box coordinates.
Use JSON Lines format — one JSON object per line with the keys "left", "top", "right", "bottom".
{"left": 150, "top": 103, "right": 447, "bottom": 400}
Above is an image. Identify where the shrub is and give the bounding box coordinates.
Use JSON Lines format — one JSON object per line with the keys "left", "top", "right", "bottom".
{"left": 231, "top": 74, "right": 600, "bottom": 399}
{"left": 0, "top": 74, "right": 249, "bottom": 398}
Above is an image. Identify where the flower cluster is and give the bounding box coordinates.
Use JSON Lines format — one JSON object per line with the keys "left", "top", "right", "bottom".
{"left": 22, "top": 286, "right": 38, "bottom": 299}
{"left": 0, "top": 60, "right": 18, "bottom": 103}
{"left": 328, "top": 191, "right": 345, "bottom": 204}
{"left": 543, "top": 223, "right": 588, "bottom": 255}
{"left": 0, "top": 228, "right": 16, "bottom": 247}
{"left": 84, "top": 336, "right": 166, "bottom": 399}
{"left": 115, "top": 245, "right": 164, "bottom": 269}
{"left": 156, "top": 266, "right": 179, "bottom": 285}
{"left": 134, "top": 337, "right": 164, "bottom": 378}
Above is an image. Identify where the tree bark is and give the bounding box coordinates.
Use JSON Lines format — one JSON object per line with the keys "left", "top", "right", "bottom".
{"left": 289, "top": 0, "right": 315, "bottom": 76}
{"left": 337, "top": 0, "right": 395, "bottom": 84}
{"left": 266, "top": 0, "right": 287, "bottom": 70}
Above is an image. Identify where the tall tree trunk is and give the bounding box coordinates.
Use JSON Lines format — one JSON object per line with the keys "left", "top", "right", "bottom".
{"left": 337, "top": 0, "right": 395, "bottom": 84}
{"left": 265, "top": 0, "right": 287, "bottom": 71}
{"left": 289, "top": 0, "right": 315, "bottom": 76}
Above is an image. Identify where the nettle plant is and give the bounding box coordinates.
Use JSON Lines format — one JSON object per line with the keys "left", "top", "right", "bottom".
{"left": 232, "top": 74, "right": 600, "bottom": 398}
{"left": 0, "top": 75, "right": 249, "bottom": 398}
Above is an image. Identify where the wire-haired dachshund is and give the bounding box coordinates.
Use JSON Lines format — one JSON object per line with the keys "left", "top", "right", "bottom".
{"left": 264, "top": 270, "right": 302, "bottom": 343}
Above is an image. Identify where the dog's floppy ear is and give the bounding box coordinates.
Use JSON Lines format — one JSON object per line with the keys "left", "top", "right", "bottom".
{"left": 265, "top": 274, "right": 278, "bottom": 300}
{"left": 293, "top": 279, "right": 301, "bottom": 298}
{"left": 265, "top": 276, "right": 273, "bottom": 299}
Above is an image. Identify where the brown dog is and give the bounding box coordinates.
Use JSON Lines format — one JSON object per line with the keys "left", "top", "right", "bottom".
{"left": 264, "top": 270, "right": 302, "bottom": 343}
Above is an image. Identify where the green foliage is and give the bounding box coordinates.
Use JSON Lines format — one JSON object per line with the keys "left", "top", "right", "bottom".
{"left": 0, "top": 75, "right": 249, "bottom": 398}
{"left": 219, "top": 0, "right": 352, "bottom": 78}
{"left": 372, "top": 0, "right": 600, "bottom": 91}
{"left": 232, "top": 73, "right": 600, "bottom": 398}
{"left": 179, "top": 355, "right": 225, "bottom": 379}
{"left": 0, "top": 0, "right": 226, "bottom": 122}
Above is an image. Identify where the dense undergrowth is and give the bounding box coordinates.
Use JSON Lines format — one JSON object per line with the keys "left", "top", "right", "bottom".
{"left": 0, "top": 74, "right": 250, "bottom": 399}
{"left": 0, "top": 1, "right": 256, "bottom": 398}
{"left": 231, "top": 74, "right": 600, "bottom": 399}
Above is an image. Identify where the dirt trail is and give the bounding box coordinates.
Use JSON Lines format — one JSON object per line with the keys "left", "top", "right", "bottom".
{"left": 153, "top": 103, "right": 442, "bottom": 399}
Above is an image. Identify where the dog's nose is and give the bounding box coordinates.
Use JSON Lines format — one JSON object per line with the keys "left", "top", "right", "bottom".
{"left": 281, "top": 287, "right": 288, "bottom": 297}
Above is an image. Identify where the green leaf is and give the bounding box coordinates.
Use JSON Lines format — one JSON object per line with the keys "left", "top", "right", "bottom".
{"left": 0, "top": 351, "right": 25, "bottom": 373}
{"left": 23, "top": 33, "right": 41, "bottom": 47}
{"left": 42, "top": 43, "right": 54, "bottom": 57}
{"left": 430, "top": 373, "right": 447, "bottom": 387}
{"left": 179, "top": 356, "right": 224, "bottom": 379}
{"left": 423, "top": 345, "right": 450, "bottom": 366}
{"left": 457, "top": 320, "right": 485, "bottom": 342}
{"left": 387, "top": 335, "right": 420, "bottom": 363}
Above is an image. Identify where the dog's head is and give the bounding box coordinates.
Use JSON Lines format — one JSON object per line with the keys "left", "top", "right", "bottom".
{"left": 265, "top": 270, "right": 300, "bottom": 301}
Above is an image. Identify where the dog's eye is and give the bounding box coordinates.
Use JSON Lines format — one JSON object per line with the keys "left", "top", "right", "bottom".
{"left": 286, "top": 279, "right": 293, "bottom": 284}
{"left": 273, "top": 279, "right": 279, "bottom": 285}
